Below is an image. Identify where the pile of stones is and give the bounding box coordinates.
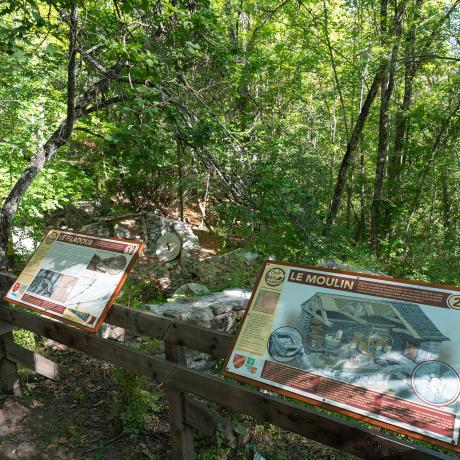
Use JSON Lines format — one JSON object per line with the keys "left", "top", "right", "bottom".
{"left": 82, "top": 212, "right": 261, "bottom": 293}
{"left": 146, "top": 286, "right": 251, "bottom": 333}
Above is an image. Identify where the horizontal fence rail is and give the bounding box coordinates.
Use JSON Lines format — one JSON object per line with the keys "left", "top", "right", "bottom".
{"left": 0, "top": 273, "right": 454, "bottom": 460}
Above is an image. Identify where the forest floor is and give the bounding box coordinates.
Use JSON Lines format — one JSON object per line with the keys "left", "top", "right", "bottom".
{"left": 0, "top": 341, "right": 355, "bottom": 460}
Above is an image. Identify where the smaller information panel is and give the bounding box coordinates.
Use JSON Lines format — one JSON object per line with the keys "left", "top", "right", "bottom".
{"left": 3, "top": 230, "right": 144, "bottom": 332}
{"left": 223, "top": 261, "right": 460, "bottom": 452}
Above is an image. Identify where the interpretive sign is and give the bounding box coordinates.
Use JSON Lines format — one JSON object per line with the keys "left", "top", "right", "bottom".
{"left": 3, "top": 230, "right": 144, "bottom": 332}
{"left": 223, "top": 261, "right": 460, "bottom": 451}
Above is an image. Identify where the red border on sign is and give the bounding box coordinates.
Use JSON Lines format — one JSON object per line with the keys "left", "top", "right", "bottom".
{"left": 222, "top": 260, "right": 460, "bottom": 453}
{"left": 2, "top": 229, "right": 144, "bottom": 333}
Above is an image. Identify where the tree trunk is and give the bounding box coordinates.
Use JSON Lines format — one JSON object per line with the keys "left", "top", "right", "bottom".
{"left": 385, "top": 0, "right": 423, "bottom": 234}
{"left": 441, "top": 169, "right": 452, "bottom": 242}
{"left": 323, "top": 70, "right": 383, "bottom": 235}
{"left": 0, "top": 5, "right": 78, "bottom": 271}
{"left": 370, "top": 0, "right": 404, "bottom": 247}
{"left": 385, "top": 0, "right": 460, "bottom": 235}
{"left": 177, "top": 140, "right": 185, "bottom": 221}
{"left": 0, "top": 4, "right": 126, "bottom": 271}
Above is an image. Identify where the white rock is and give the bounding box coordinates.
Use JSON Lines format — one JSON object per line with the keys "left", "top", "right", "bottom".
{"left": 174, "top": 283, "right": 210, "bottom": 296}
{"left": 223, "top": 288, "right": 252, "bottom": 299}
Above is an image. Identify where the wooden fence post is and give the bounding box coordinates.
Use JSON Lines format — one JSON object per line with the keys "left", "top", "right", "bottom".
{"left": 165, "top": 343, "right": 194, "bottom": 460}
{"left": 0, "top": 322, "right": 21, "bottom": 396}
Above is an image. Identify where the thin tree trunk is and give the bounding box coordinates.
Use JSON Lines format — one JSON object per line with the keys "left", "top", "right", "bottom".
{"left": 323, "top": 0, "right": 349, "bottom": 140}
{"left": 0, "top": 6, "right": 127, "bottom": 271}
{"left": 354, "top": 134, "right": 366, "bottom": 241}
{"left": 370, "top": 0, "right": 404, "bottom": 247}
{"left": 385, "top": 0, "right": 423, "bottom": 234}
{"left": 441, "top": 169, "right": 452, "bottom": 241}
{"left": 0, "top": 4, "right": 78, "bottom": 271}
{"left": 385, "top": 0, "right": 460, "bottom": 234}
{"left": 323, "top": 69, "right": 383, "bottom": 235}
{"left": 177, "top": 140, "right": 185, "bottom": 221}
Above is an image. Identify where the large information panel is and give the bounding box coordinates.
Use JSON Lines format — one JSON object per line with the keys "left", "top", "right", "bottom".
{"left": 3, "top": 230, "right": 144, "bottom": 332}
{"left": 223, "top": 261, "right": 460, "bottom": 451}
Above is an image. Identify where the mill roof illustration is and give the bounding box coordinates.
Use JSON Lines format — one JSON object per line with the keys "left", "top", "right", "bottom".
{"left": 300, "top": 293, "right": 449, "bottom": 342}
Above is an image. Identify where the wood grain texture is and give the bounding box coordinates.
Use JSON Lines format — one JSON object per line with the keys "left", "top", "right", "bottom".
{"left": 165, "top": 343, "right": 194, "bottom": 460}
{"left": 107, "top": 303, "right": 232, "bottom": 359}
{"left": 184, "top": 398, "right": 250, "bottom": 449}
{"left": 0, "top": 330, "right": 21, "bottom": 396}
{"left": 6, "top": 342, "right": 67, "bottom": 380}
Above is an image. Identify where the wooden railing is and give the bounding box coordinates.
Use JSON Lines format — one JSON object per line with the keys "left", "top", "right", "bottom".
{"left": 0, "top": 273, "right": 453, "bottom": 460}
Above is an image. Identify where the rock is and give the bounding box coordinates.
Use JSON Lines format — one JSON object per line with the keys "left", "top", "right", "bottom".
{"left": 210, "top": 313, "right": 236, "bottom": 332}
{"left": 150, "top": 297, "right": 216, "bottom": 325}
{"left": 185, "top": 350, "right": 212, "bottom": 370}
{"left": 113, "top": 224, "right": 132, "bottom": 240}
{"left": 145, "top": 289, "right": 251, "bottom": 333}
{"left": 240, "top": 251, "right": 259, "bottom": 263}
{"left": 173, "top": 283, "right": 210, "bottom": 296}
{"left": 209, "top": 299, "right": 246, "bottom": 315}
{"left": 99, "top": 324, "right": 125, "bottom": 342}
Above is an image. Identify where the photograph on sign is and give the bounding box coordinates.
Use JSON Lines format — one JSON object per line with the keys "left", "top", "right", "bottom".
{"left": 223, "top": 261, "right": 460, "bottom": 451}
{"left": 3, "top": 230, "right": 144, "bottom": 332}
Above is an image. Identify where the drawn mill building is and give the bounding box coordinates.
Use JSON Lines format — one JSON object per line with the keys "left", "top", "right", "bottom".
{"left": 298, "top": 294, "right": 449, "bottom": 363}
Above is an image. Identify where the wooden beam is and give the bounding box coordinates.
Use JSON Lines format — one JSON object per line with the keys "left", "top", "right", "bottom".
{"left": 0, "top": 303, "right": 445, "bottom": 460}
{"left": 390, "top": 308, "right": 420, "bottom": 339}
{"left": 184, "top": 398, "right": 250, "bottom": 449}
{"left": 0, "top": 274, "right": 233, "bottom": 359}
{"left": 107, "top": 303, "right": 232, "bottom": 359}
{"left": 339, "top": 310, "right": 368, "bottom": 325}
{"left": 173, "top": 370, "right": 451, "bottom": 460}
{"left": 338, "top": 301, "right": 368, "bottom": 324}
{"left": 5, "top": 342, "right": 67, "bottom": 381}
{"left": 0, "top": 321, "right": 14, "bottom": 335}
{"left": 0, "top": 330, "right": 21, "bottom": 396}
{"left": 0, "top": 302, "right": 171, "bottom": 381}
{"left": 165, "top": 343, "right": 194, "bottom": 460}
{"left": 302, "top": 304, "right": 332, "bottom": 326}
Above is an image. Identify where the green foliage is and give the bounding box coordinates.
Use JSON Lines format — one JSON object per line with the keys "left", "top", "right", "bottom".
{"left": 13, "top": 328, "right": 36, "bottom": 350}
{"left": 116, "top": 277, "right": 164, "bottom": 307}
{"left": 111, "top": 368, "right": 160, "bottom": 436}
{"left": 1, "top": 0, "right": 460, "bottom": 282}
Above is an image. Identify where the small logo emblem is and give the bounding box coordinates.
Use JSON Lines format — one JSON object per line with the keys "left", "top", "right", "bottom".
{"left": 124, "top": 245, "right": 134, "bottom": 255}
{"left": 265, "top": 268, "right": 285, "bottom": 287}
{"left": 246, "top": 357, "right": 255, "bottom": 366}
{"left": 46, "top": 231, "right": 59, "bottom": 244}
{"left": 233, "top": 354, "right": 246, "bottom": 369}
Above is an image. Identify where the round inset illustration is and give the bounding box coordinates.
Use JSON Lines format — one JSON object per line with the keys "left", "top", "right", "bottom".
{"left": 447, "top": 294, "right": 460, "bottom": 310}
{"left": 46, "top": 231, "right": 59, "bottom": 244}
{"left": 155, "top": 233, "right": 181, "bottom": 262}
{"left": 411, "top": 360, "right": 460, "bottom": 406}
{"left": 265, "top": 268, "right": 285, "bottom": 287}
{"left": 268, "top": 326, "right": 303, "bottom": 363}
